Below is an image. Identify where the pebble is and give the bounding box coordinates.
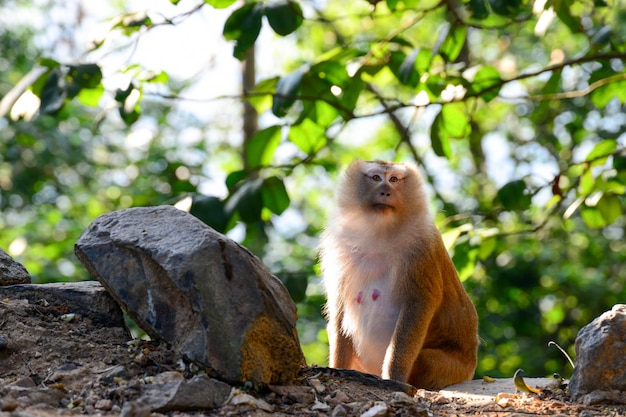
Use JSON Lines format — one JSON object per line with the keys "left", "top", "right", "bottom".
{"left": 95, "top": 399, "right": 113, "bottom": 410}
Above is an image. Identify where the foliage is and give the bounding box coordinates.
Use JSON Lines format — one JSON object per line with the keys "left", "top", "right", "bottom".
{"left": 2, "top": 0, "right": 626, "bottom": 379}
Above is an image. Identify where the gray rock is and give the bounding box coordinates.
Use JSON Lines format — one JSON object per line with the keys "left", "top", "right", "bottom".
{"left": 74, "top": 205, "right": 305, "bottom": 386}
{"left": 0, "top": 248, "right": 31, "bottom": 285}
{"left": 569, "top": 304, "right": 626, "bottom": 403}
{"left": 0, "top": 281, "right": 127, "bottom": 329}
{"left": 137, "top": 374, "right": 232, "bottom": 412}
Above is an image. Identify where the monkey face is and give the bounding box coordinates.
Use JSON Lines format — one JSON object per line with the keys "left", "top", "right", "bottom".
{"left": 335, "top": 160, "right": 427, "bottom": 229}
{"left": 356, "top": 161, "right": 411, "bottom": 214}
{"left": 360, "top": 162, "right": 408, "bottom": 213}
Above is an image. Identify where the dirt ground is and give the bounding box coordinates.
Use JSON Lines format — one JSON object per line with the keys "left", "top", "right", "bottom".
{"left": 1, "top": 295, "right": 626, "bottom": 416}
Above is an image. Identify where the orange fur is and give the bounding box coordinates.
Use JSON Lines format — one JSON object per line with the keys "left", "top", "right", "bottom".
{"left": 319, "top": 160, "right": 478, "bottom": 390}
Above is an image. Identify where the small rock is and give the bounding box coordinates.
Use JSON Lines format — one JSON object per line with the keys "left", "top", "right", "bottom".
{"left": 47, "top": 362, "right": 90, "bottom": 385}
{"left": 360, "top": 401, "right": 389, "bottom": 417}
{"left": 3, "top": 386, "right": 67, "bottom": 408}
{"left": 228, "top": 390, "right": 274, "bottom": 412}
{"left": 579, "top": 390, "right": 626, "bottom": 405}
{"left": 152, "top": 371, "right": 185, "bottom": 384}
{"left": 311, "top": 399, "right": 331, "bottom": 411}
{"left": 569, "top": 304, "right": 626, "bottom": 402}
{"left": 326, "top": 390, "right": 351, "bottom": 406}
{"left": 98, "top": 365, "right": 131, "bottom": 384}
{"left": 0, "top": 248, "right": 31, "bottom": 285}
{"left": 0, "top": 332, "right": 7, "bottom": 348}
{"left": 7, "top": 377, "right": 36, "bottom": 388}
{"left": 269, "top": 384, "right": 316, "bottom": 403}
{"left": 95, "top": 398, "right": 113, "bottom": 410}
{"left": 331, "top": 404, "right": 349, "bottom": 417}
{"left": 0, "top": 397, "right": 19, "bottom": 412}
{"left": 120, "top": 400, "right": 151, "bottom": 417}
{"left": 308, "top": 377, "right": 325, "bottom": 393}
{"left": 139, "top": 375, "right": 231, "bottom": 412}
{"left": 390, "top": 391, "right": 417, "bottom": 406}
{"left": 75, "top": 205, "right": 305, "bottom": 386}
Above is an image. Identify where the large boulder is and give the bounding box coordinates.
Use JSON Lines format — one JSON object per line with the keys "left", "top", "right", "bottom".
{"left": 74, "top": 205, "right": 305, "bottom": 386}
{"left": 569, "top": 304, "right": 626, "bottom": 404}
{"left": 0, "top": 248, "right": 31, "bottom": 285}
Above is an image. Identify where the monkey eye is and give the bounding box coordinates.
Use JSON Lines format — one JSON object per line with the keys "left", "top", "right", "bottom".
{"left": 371, "top": 174, "right": 382, "bottom": 182}
{"left": 389, "top": 176, "right": 399, "bottom": 183}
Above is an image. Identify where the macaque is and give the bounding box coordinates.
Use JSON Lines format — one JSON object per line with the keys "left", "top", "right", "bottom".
{"left": 319, "top": 160, "right": 478, "bottom": 390}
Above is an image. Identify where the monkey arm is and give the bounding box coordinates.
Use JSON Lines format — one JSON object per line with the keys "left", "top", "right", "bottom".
{"left": 381, "top": 298, "right": 439, "bottom": 382}
{"left": 382, "top": 253, "right": 445, "bottom": 382}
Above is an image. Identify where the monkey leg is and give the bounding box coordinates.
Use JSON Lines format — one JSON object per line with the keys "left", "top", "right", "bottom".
{"left": 327, "top": 321, "right": 363, "bottom": 371}
{"left": 407, "top": 347, "right": 477, "bottom": 390}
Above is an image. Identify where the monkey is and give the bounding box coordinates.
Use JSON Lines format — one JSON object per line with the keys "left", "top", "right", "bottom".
{"left": 319, "top": 160, "right": 478, "bottom": 390}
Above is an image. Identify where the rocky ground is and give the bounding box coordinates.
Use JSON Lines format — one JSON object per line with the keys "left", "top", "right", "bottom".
{"left": 1, "top": 287, "right": 626, "bottom": 417}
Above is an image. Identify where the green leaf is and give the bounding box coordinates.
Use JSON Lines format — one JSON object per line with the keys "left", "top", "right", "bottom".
{"left": 338, "top": 76, "right": 363, "bottom": 117}
{"left": 77, "top": 84, "right": 104, "bottom": 107}
{"left": 441, "top": 103, "right": 469, "bottom": 137}
{"left": 431, "top": 111, "right": 451, "bottom": 158}
{"left": 489, "top": 0, "right": 524, "bottom": 17}
{"left": 431, "top": 104, "right": 469, "bottom": 158}
{"left": 452, "top": 241, "right": 478, "bottom": 282}
{"left": 478, "top": 236, "right": 497, "bottom": 260}
{"left": 66, "top": 64, "right": 103, "bottom": 99}
{"left": 224, "top": 178, "right": 264, "bottom": 222}
{"left": 226, "top": 170, "right": 248, "bottom": 191}
{"left": 394, "top": 48, "right": 432, "bottom": 88}
{"left": 245, "top": 125, "right": 282, "bottom": 169}
{"left": 115, "top": 83, "right": 134, "bottom": 102}
{"left": 398, "top": 50, "right": 420, "bottom": 87}
{"left": 204, "top": 0, "right": 237, "bottom": 8}
{"left": 189, "top": 195, "right": 229, "bottom": 232}
{"left": 144, "top": 70, "right": 169, "bottom": 84}
{"left": 311, "top": 101, "right": 340, "bottom": 126}
{"left": 288, "top": 118, "right": 326, "bottom": 154}
{"left": 248, "top": 77, "right": 278, "bottom": 114}
{"left": 119, "top": 103, "right": 141, "bottom": 125}
{"left": 386, "top": 0, "right": 399, "bottom": 11}
{"left": 38, "top": 69, "right": 66, "bottom": 114}
{"left": 117, "top": 86, "right": 142, "bottom": 125}
{"left": 265, "top": 0, "right": 303, "bottom": 36}
{"left": 597, "top": 193, "right": 621, "bottom": 225}
{"left": 497, "top": 180, "right": 531, "bottom": 211}
{"left": 591, "top": 79, "right": 626, "bottom": 108}
{"left": 437, "top": 24, "right": 466, "bottom": 62}
{"left": 223, "top": 3, "right": 263, "bottom": 60}
{"left": 585, "top": 139, "right": 617, "bottom": 165}
{"left": 613, "top": 154, "right": 626, "bottom": 177}
{"left": 37, "top": 58, "right": 61, "bottom": 69}
{"left": 580, "top": 206, "right": 606, "bottom": 228}
{"left": 470, "top": 66, "right": 501, "bottom": 102}
{"left": 261, "top": 176, "right": 290, "bottom": 215}
{"left": 272, "top": 68, "right": 304, "bottom": 117}
{"left": 468, "top": 0, "right": 489, "bottom": 19}
{"left": 553, "top": 2, "right": 581, "bottom": 33}
{"left": 579, "top": 168, "right": 594, "bottom": 195}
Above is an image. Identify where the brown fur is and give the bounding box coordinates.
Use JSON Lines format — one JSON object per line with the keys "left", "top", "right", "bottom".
{"left": 319, "top": 160, "right": 478, "bottom": 390}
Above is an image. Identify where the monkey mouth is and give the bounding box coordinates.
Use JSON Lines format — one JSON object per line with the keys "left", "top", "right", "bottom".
{"left": 372, "top": 204, "right": 393, "bottom": 211}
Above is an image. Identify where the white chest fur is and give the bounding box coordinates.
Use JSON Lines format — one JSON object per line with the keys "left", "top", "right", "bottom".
{"left": 340, "top": 251, "right": 401, "bottom": 375}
